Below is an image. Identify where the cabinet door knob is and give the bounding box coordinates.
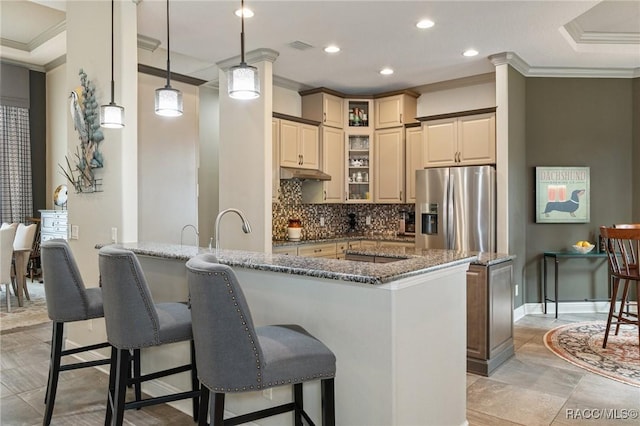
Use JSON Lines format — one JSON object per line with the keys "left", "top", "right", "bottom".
{"left": 323, "top": 190, "right": 327, "bottom": 200}
{"left": 400, "top": 113, "right": 403, "bottom": 123}
{"left": 400, "top": 190, "right": 403, "bottom": 200}
{"left": 323, "top": 112, "right": 327, "bottom": 123}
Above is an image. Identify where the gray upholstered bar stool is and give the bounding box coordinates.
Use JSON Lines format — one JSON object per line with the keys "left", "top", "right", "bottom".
{"left": 40, "top": 239, "right": 140, "bottom": 426}
{"left": 186, "top": 253, "right": 336, "bottom": 426}
{"left": 98, "top": 246, "right": 200, "bottom": 426}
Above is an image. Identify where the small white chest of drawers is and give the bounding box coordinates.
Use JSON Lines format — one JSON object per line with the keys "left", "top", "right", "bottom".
{"left": 40, "top": 210, "right": 68, "bottom": 242}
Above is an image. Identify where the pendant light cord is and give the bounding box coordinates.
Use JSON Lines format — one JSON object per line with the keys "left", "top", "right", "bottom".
{"left": 240, "top": 0, "right": 246, "bottom": 64}
{"left": 109, "top": 0, "right": 115, "bottom": 104}
{"left": 165, "top": 0, "right": 172, "bottom": 88}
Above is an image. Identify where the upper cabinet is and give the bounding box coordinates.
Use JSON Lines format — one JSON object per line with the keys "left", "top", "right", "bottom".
{"left": 347, "top": 99, "right": 373, "bottom": 129}
{"left": 302, "top": 126, "right": 345, "bottom": 204}
{"left": 301, "top": 90, "right": 344, "bottom": 129}
{"left": 279, "top": 118, "right": 320, "bottom": 170}
{"left": 374, "top": 128, "right": 405, "bottom": 203}
{"left": 423, "top": 111, "right": 496, "bottom": 167}
{"left": 374, "top": 92, "right": 418, "bottom": 129}
{"left": 405, "top": 124, "right": 424, "bottom": 204}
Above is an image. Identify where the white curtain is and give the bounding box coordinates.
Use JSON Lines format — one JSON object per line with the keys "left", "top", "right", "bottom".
{"left": 0, "top": 105, "right": 33, "bottom": 223}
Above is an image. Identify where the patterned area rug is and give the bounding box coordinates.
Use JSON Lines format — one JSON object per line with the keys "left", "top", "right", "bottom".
{"left": 0, "top": 280, "right": 50, "bottom": 332}
{"left": 544, "top": 321, "right": 639, "bottom": 388}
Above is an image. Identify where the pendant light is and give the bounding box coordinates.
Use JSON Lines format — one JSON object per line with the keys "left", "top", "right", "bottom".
{"left": 100, "top": 0, "right": 124, "bottom": 128}
{"left": 228, "top": 0, "right": 260, "bottom": 100}
{"left": 155, "top": 0, "right": 183, "bottom": 116}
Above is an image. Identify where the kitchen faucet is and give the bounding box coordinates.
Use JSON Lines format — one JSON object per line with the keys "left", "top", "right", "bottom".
{"left": 180, "top": 224, "right": 199, "bottom": 247}
{"left": 214, "top": 208, "right": 252, "bottom": 253}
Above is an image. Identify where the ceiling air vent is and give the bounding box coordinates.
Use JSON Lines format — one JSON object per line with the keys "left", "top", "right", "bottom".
{"left": 288, "top": 40, "right": 314, "bottom": 51}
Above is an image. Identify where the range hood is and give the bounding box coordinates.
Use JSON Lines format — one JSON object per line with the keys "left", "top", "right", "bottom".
{"left": 280, "top": 167, "right": 331, "bottom": 181}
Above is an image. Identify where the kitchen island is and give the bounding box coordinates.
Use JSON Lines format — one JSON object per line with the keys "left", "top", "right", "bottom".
{"left": 96, "top": 242, "right": 476, "bottom": 426}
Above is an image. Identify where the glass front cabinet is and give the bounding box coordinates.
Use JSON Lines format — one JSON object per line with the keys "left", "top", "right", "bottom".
{"left": 345, "top": 99, "right": 373, "bottom": 203}
{"left": 346, "top": 133, "right": 371, "bottom": 202}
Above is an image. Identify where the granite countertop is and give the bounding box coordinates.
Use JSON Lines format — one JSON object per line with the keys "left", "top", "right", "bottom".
{"left": 96, "top": 242, "right": 476, "bottom": 285}
{"left": 272, "top": 233, "right": 415, "bottom": 247}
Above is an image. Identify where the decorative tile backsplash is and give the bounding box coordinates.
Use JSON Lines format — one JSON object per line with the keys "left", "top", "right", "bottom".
{"left": 273, "top": 180, "right": 415, "bottom": 240}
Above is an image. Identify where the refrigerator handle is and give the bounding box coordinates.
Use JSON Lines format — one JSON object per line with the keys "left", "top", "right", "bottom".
{"left": 447, "top": 172, "right": 454, "bottom": 249}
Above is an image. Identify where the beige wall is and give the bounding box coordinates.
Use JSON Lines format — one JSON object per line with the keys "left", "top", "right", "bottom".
{"left": 137, "top": 73, "right": 199, "bottom": 245}
{"left": 416, "top": 79, "right": 496, "bottom": 117}
{"left": 633, "top": 78, "right": 640, "bottom": 222}
{"left": 45, "top": 63, "right": 68, "bottom": 209}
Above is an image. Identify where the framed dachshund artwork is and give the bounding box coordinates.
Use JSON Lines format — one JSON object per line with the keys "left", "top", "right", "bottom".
{"left": 535, "top": 166, "right": 590, "bottom": 223}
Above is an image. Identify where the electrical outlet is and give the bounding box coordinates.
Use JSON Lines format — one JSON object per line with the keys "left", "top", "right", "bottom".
{"left": 71, "top": 225, "right": 79, "bottom": 240}
{"left": 366, "top": 216, "right": 371, "bottom": 225}
{"left": 262, "top": 388, "right": 273, "bottom": 400}
{"left": 515, "top": 284, "right": 519, "bottom": 297}
{"left": 111, "top": 227, "right": 118, "bottom": 243}
{"left": 320, "top": 217, "right": 325, "bottom": 227}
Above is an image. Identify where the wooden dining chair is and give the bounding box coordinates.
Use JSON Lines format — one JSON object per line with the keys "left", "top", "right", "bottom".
{"left": 599, "top": 225, "right": 640, "bottom": 349}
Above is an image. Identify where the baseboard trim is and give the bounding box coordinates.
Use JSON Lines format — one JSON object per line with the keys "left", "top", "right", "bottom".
{"left": 519, "top": 301, "right": 621, "bottom": 316}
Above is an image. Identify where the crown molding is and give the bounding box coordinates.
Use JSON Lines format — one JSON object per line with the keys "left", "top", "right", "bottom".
{"left": 564, "top": 20, "right": 640, "bottom": 45}
{"left": 0, "top": 58, "right": 46, "bottom": 73}
{"left": 489, "top": 51, "right": 639, "bottom": 79}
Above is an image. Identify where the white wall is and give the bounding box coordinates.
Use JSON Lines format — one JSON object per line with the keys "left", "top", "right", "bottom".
{"left": 137, "top": 73, "right": 199, "bottom": 245}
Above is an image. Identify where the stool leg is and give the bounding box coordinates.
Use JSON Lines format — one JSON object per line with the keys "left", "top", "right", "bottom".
{"left": 43, "top": 322, "right": 64, "bottom": 426}
{"left": 198, "top": 385, "right": 209, "bottom": 426}
{"left": 190, "top": 340, "right": 200, "bottom": 422}
{"left": 132, "top": 349, "right": 142, "bottom": 405}
{"left": 321, "top": 378, "right": 335, "bottom": 426}
{"left": 105, "top": 347, "right": 117, "bottom": 426}
{"left": 111, "top": 349, "right": 130, "bottom": 426}
{"left": 294, "top": 383, "right": 303, "bottom": 426}
{"left": 615, "top": 280, "right": 631, "bottom": 335}
{"left": 212, "top": 393, "right": 225, "bottom": 426}
{"left": 603, "top": 278, "right": 620, "bottom": 348}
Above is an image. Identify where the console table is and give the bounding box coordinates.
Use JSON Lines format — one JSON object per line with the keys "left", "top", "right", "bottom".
{"left": 542, "top": 251, "right": 609, "bottom": 318}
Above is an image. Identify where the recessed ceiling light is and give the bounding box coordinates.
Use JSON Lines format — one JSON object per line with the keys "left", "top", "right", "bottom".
{"left": 234, "top": 7, "right": 254, "bottom": 18}
{"left": 463, "top": 49, "right": 479, "bottom": 57}
{"left": 324, "top": 45, "right": 340, "bottom": 53}
{"left": 380, "top": 68, "right": 394, "bottom": 75}
{"left": 416, "top": 19, "right": 435, "bottom": 29}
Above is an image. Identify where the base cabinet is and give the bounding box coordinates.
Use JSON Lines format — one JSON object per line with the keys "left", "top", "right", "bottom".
{"left": 467, "top": 260, "right": 514, "bottom": 376}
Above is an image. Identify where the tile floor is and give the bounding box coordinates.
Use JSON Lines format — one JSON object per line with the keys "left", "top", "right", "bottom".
{"left": 1, "top": 313, "right": 638, "bottom": 425}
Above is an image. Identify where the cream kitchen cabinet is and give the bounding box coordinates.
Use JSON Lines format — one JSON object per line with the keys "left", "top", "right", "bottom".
{"left": 297, "top": 242, "right": 337, "bottom": 259}
{"left": 337, "top": 240, "right": 361, "bottom": 259}
{"left": 301, "top": 90, "right": 344, "bottom": 129}
{"left": 424, "top": 112, "right": 496, "bottom": 167}
{"left": 302, "top": 126, "right": 345, "bottom": 203}
{"left": 373, "top": 92, "right": 418, "bottom": 129}
{"left": 272, "top": 245, "right": 297, "bottom": 256}
{"left": 374, "top": 128, "right": 405, "bottom": 203}
{"left": 272, "top": 118, "right": 280, "bottom": 203}
{"left": 405, "top": 124, "right": 424, "bottom": 204}
{"left": 279, "top": 119, "right": 320, "bottom": 170}
{"left": 378, "top": 241, "right": 415, "bottom": 250}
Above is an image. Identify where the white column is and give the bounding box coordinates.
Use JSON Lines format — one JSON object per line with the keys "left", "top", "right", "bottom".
{"left": 217, "top": 49, "right": 279, "bottom": 253}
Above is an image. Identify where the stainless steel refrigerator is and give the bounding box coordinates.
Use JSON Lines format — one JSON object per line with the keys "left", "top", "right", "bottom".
{"left": 415, "top": 166, "right": 495, "bottom": 252}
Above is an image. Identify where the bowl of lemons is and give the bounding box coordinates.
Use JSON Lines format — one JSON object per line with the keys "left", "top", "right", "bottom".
{"left": 572, "top": 240, "right": 595, "bottom": 254}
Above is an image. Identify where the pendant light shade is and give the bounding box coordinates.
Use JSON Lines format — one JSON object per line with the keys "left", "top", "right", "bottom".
{"left": 100, "top": 0, "right": 124, "bottom": 128}
{"left": 228, "top": 0, "right": 260, "bottom": 100}
{"left": 155, "top": 0, "right": 183, "bottom": 117}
